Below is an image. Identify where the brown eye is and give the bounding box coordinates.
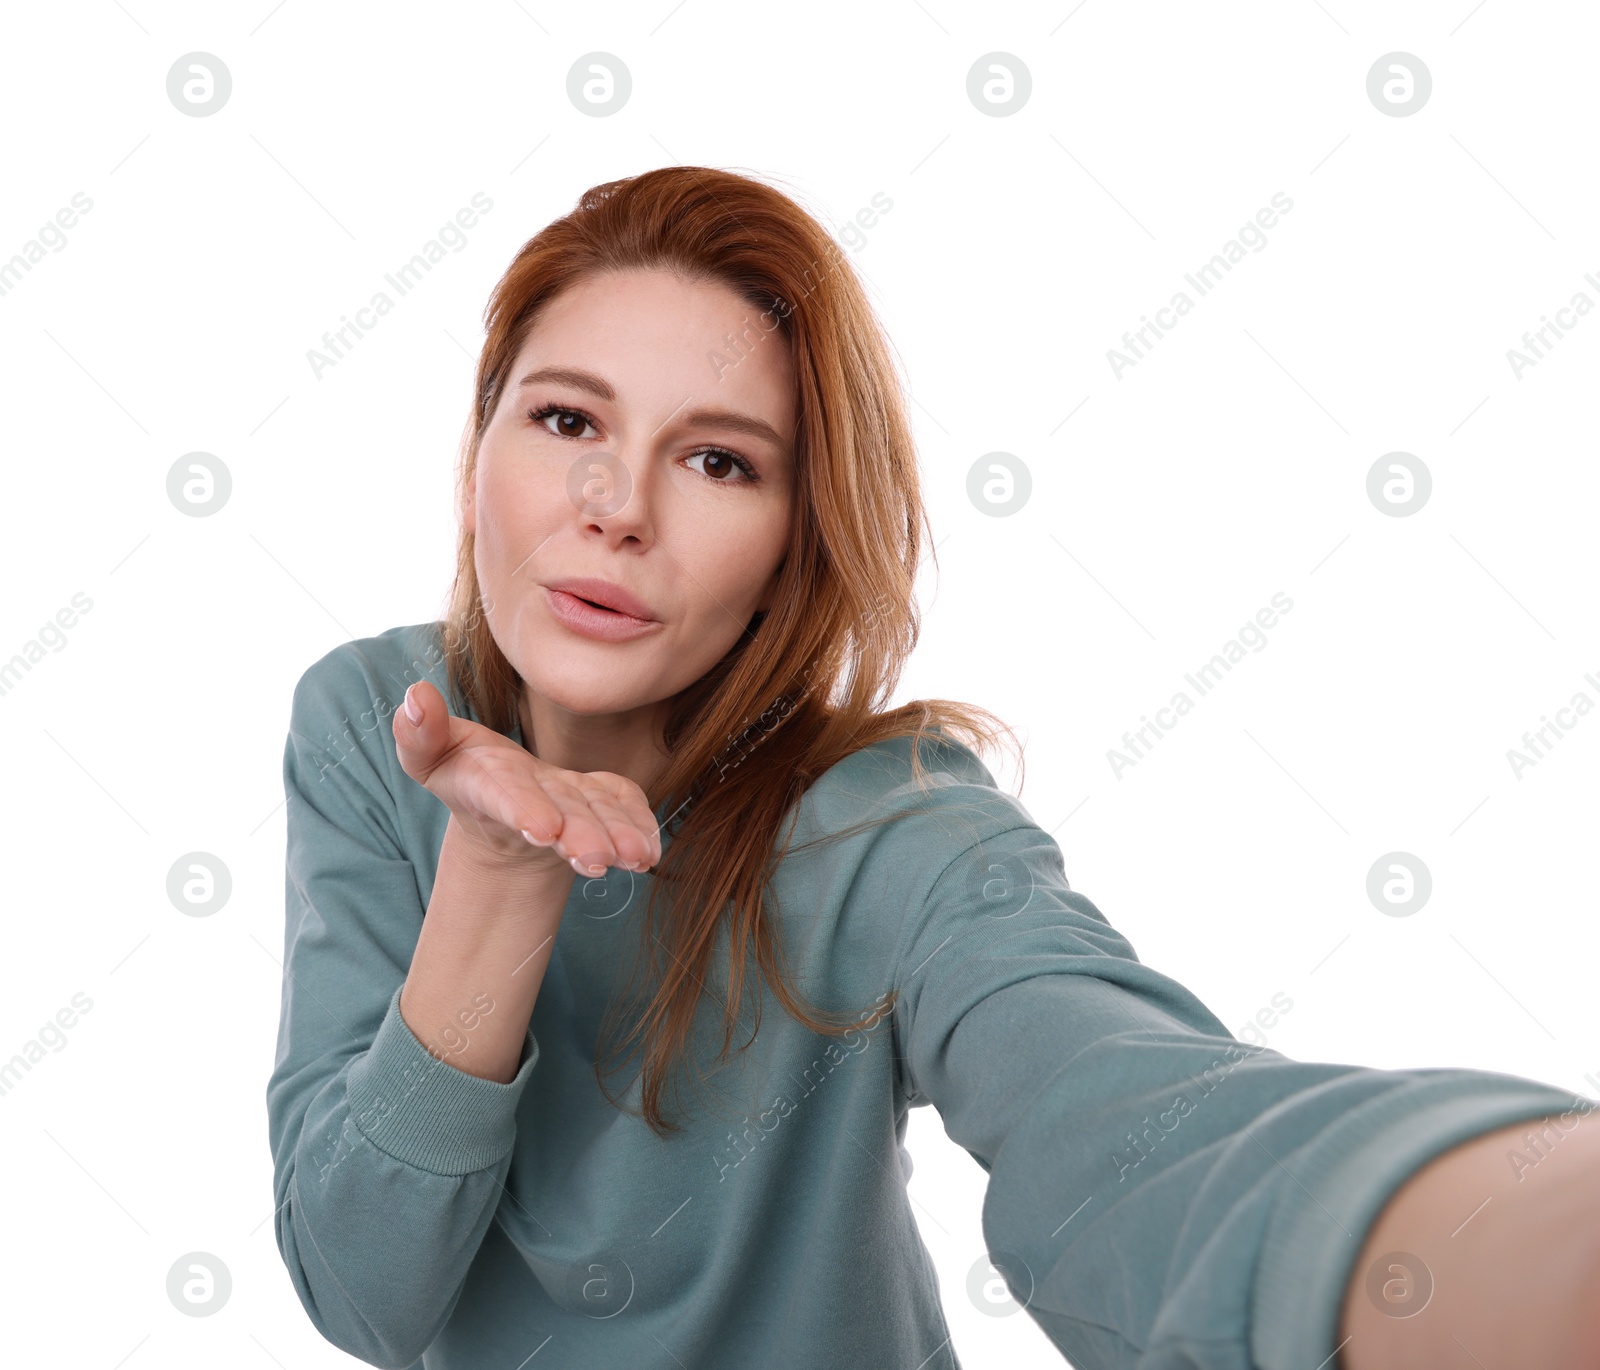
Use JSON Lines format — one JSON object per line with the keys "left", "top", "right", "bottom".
{"left": 684, "top": 448, "right": 758, "bottom": 484}
{"left": 528, "top": 405, "right": 599, "bottom": 440}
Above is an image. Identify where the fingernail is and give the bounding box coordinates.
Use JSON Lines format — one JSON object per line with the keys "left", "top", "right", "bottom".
{"left": 403, "top": 683, "right": 421, "bottom": 725}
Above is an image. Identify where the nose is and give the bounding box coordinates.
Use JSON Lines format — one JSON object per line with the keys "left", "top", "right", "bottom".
{"left": 572, "top": 445, "right": 654, "bottom": 544}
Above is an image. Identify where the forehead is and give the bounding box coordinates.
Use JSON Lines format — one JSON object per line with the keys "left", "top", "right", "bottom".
{"left": 510, "top": 269, "right": 796, "bottom": 422}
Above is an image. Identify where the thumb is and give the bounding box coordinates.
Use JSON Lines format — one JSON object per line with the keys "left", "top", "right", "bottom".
{"left": 394, "top": 680, "right": 445, "bottom": 769}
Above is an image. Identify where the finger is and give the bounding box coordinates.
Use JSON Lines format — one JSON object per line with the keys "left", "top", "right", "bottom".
{"left": 582, "top": 784, "right": 661, "bottom": 870}
{"left": 506, "top": 779, "right": 566, "bottom": 851}
{"left": 580, "top": 792, "right": 651, "bottom": 870}
{"left": 393, "top": 680, "right": 449, "bottom": 778}
{"left": 628, "top": 792, "right": 665, "bottom": 869}
{"left": 594, "top": 772, "right": 665, "bottom": 867}
{"left": 448, "top": 747, "right": 568, "bottom": 853}
{"left": 536, "top": 775, "right": 621, "bottom": 876}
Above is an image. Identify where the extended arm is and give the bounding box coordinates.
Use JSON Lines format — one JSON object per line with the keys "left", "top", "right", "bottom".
{"left": 1336, "top": 1108, "right": 1600, "bottom": 1369}
{"left": 874, "top": 791, "right": 1585, "bottom": 1370}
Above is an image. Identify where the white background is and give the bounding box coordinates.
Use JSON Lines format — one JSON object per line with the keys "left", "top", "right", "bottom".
{"left": 2, "top": 2, "right": 1597, "bottom": 1366}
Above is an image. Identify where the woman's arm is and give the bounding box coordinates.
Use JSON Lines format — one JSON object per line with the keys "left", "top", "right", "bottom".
{"left": 1337, "top": 1109, "right": 1600, "bottom": 1369}
{"left": 270, "top": 670, "right": 542, "bottom": 1368}
{"left": 389, "top": 674, "right": 660, "bottom": 1087}
{"left": 398, "top": 814, "right": 575, "bottom": 1085}
{"left": 269, "top": 652, "right": 653, "bottom": 1368}
{"left": 850, "top": 737, "right": 1587, "bottom": 1370}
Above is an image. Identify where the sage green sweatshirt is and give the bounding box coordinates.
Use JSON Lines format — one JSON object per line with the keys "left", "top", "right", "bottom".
{"left": 267, "top": 622, "right": 1581, "bottom": 1368}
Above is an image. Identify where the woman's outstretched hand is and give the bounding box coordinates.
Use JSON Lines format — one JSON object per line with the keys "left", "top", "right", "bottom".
{"left": 1337, "top": 1109, "right": 1600, "bottom": 1369}
{"left": 392, "top": 679, "right": 663, "bottom": 878}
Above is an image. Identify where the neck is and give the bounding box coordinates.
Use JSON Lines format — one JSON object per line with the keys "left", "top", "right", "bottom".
{"left": 517, "top": 691, "right": 672, "bottom": 799}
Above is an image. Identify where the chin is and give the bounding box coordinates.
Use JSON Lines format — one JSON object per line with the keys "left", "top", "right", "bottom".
{"left": 524, "top": 669, "right": 652, "bottom": 718}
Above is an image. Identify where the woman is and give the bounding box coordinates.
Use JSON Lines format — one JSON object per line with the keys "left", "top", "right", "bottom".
{"left": 266, "top": 166, "right": 1599, "bottom": 1369}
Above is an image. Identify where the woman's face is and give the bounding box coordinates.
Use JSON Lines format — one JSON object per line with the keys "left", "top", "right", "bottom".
{"left": 465, "top": 268, "right": 796, "bottom": 729}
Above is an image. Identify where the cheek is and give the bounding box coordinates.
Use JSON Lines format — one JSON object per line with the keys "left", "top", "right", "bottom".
{"left": 679, "top": 500, "right": 788, "bottom": 578}
{"left": 475, "top": 495, "right": 515, "bottom": 556}
{"left": 474, "top": 463, "right": 562, "bottom": 564}
{"left": 682, "top": 545, "right": 769, "bottom": 615}
{"left": 673, "top": 526, "right": 785, "bottom": 644}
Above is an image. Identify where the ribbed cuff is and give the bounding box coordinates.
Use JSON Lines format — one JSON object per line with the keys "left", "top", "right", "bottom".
{"left": 346, "top": 983, "right": 540, "bottom": 1176}
{"left": 1254, "top": 1072, "right": 1587, "bottom": 1370}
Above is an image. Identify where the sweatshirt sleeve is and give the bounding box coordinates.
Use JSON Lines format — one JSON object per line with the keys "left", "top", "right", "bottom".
{"left": 890, "top": 815, "right": 1582, "bottom": 1370}
{"left": 265, "top": 649, "right": 541, "bottom": 1370}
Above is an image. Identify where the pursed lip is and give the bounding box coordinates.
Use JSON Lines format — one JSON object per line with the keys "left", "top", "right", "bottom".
{"left": 543, "top": 576, "right": 657, "bottom": 621}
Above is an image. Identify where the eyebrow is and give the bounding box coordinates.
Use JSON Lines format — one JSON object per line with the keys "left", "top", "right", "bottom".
{"left": 514, "top": 366, "right": 790, "bottom": 453}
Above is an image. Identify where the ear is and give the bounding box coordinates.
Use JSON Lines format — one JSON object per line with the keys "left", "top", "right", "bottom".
{"left": 462, "top": 469, "right": 477, "bottom": 535}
